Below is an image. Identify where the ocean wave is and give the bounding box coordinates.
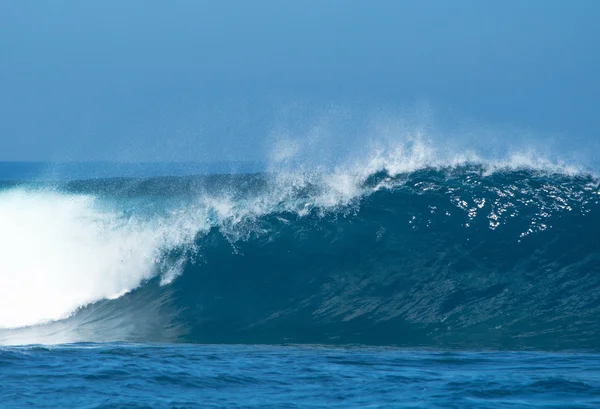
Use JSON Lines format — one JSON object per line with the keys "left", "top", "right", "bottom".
{"left": 0, "top": 147, "right": 599, "bottom": 348}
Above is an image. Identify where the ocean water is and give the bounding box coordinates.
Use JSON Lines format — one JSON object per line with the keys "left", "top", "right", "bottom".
{"left": 2, "top": 344, "right": 600, "bottom": 408}
{"left": 1, "top": 153, "right": 600, "bottom": 407}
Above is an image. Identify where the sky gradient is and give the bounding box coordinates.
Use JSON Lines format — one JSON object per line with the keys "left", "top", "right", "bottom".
{"left": 1, "top": 0, "right": 598, "bottom": 163}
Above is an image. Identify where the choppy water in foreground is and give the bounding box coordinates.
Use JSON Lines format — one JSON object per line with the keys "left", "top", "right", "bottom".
{"left": 1, "top": 344, "right": 599, "bottom": 408}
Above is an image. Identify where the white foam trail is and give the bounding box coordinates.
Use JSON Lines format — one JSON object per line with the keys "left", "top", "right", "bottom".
{"left": 0, "top": 189, "right": 198, "bottom": 329}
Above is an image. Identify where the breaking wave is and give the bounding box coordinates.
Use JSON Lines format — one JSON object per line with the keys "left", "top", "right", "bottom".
{"left": 1, "top": 140, "right": 599, "bottom": 350}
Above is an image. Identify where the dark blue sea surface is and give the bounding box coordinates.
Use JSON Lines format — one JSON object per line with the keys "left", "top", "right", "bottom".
{"left": 2, "top": 344, "right": 600, "bottom": 408}
{"left": 1, "top": 161, "right": 599, "bottom": 407}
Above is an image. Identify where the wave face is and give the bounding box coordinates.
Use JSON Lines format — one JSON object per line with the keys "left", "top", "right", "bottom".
{"left": 1, "top": 162, "right": 599, "bottom": 349}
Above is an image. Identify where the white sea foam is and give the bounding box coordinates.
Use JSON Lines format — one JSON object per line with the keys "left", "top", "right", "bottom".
{"left": 0, "top": 189, "right": 200, "bottom": 329}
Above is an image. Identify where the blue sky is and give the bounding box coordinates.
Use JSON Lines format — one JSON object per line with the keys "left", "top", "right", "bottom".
{"left": 1, "top": 0, "right": 598, "bottom": 163}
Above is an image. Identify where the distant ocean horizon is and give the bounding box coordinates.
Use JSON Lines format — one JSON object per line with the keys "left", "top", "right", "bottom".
{"left": 0, "top": 160, "right": 266, "bottom": 181}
